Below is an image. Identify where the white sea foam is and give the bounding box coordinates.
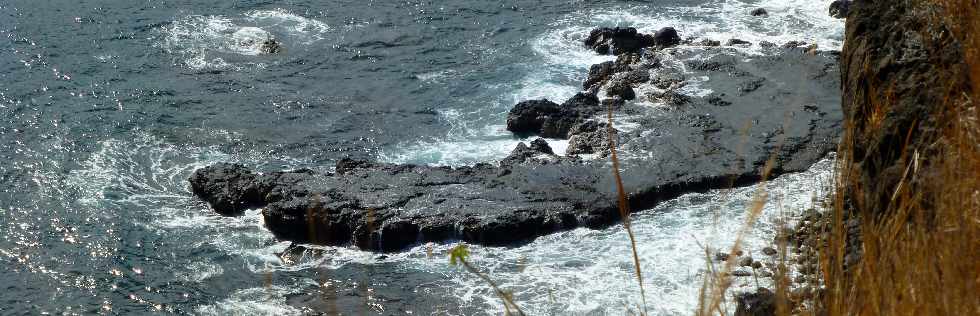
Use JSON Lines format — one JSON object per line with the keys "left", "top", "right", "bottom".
{"left": 64, "top": 133, "right": 313, "bottom": 313}
{"left": 195, "top": 286, "right": 308, "bottom": 316}
{"left": 175, "top": 261, "right": 225, "bottom": 283}
{"left": 381, "top": 0, "right": 843, "bottom": 166}
{"left": 361, "top": 156, "right": 832, "bottom": 315}
{"left": 161, "top": 9, "right": 330, "bottom": 70}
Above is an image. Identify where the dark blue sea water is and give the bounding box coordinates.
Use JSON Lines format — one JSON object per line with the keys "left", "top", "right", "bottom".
{"left": 0, "top": 0, "right": 842, "bottom": 314}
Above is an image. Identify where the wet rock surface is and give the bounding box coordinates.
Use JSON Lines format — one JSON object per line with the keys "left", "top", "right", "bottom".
{"left": 190, "top": 34, "right": 842, "bottom": 252}
{"left": 583, "top": 27, "right": 680, "bottom": 55}
{"left": 829, "top": 0, "right": 850, "bottom": 19}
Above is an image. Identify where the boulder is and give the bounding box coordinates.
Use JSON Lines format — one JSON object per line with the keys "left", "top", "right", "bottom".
{"left": 584, "top": 27, "right": 654, "bottom": 55}
{"left": 505, "top": 99, "right": 561, "bottom": 136}
{"left": 188, "top": 163, "right": 263, "bottom": 215}
{"left": 750, "top": 8, "right": 768, "bottom": 16}
{"left": 566, "top": 121, "right": 618, "bottom": 156}
{"left": 651, "top": 27, "right": 681, "bottom": 47}
{"left": 735, "top": 288, "right": 777, "bottom": 316}
{"left": 606, "top": 80, "right": 636, "bottom": 100}
{"left": 506, "top": 93, "right": 602, "bottom": 139}
{"left": 529, "top": 138, "right": 555, "bottom": 155}
{"left": 829, "top": 0, "right": 850, "bottom": 19}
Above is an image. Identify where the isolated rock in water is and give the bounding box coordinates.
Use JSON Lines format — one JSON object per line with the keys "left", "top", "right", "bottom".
{"left": 727, "top": 38, "right": 752, "bottom": 46}
{"left": 566, "top": 121, "right": 617, "bottom": 156}
{"left": 750, "top": 8, "right": 768, "bottom": 16}
{"left": 506, "top": 99, "right": 561, "bottom": 136}
{"left": 260, "top": 38, "right": 282, "bottom": 54}
{"left": 829, "top": 0, "right": 850, "bottom": 19}
{"left": 584, "top": 27, "right": 654, "bottom": 55}
{"left": 651, "top": 27, "right": 681, "bottom": 47}
{"left": 735, "top": 288, "right": 776, "bottom": 316}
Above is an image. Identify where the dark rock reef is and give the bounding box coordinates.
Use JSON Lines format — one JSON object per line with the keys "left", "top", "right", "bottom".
{"left": 190, "top": 26, "right": 843, "bottom": 252}
{"left": 584, "top": 27, "right": 680, "bottom": 55}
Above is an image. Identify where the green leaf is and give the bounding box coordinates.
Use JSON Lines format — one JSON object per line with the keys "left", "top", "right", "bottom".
{"left": 449, "top": 244, "right": 469, "bottom": 266}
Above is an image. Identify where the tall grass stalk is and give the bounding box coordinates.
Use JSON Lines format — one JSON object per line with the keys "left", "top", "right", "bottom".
{"left": 607, "top": 101, "right": 649, "bottom": 315}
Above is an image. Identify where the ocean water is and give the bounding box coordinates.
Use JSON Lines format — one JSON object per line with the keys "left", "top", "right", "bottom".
{"left": 0, "top": 0, "right": 842, "bottom": 314}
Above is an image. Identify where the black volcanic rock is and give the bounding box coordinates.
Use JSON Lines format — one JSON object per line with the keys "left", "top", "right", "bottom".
{"left": 606, "top": 80, "right": 636, "bottom": 100}
{"left": 584, "top": 27, "right": 653, "bottom": 55}
{"left": 727, "top": 38, "right": 752, "bottom": 46}
{"left": 567, "top": 121, "right": 618, "bottom": 156}
{"left": 651, "top": 27, "right": 681, "bottom": 47}
{"left": 188, "top": 163, "right": 262, "bottom": 215}
{"left": 529, "top": 138, "right": 555, "bottom": 155}
{"left": 506, "top": 99, "right": 561, "bottom": 136}
{"left": 829, "top": 0, "right": 850, "bottom": 19}
{"left": 750, "top": 8, "right": 768, "bottom": 17}
{"left": 584, "top": 27, "right": 680, "bottom": 55}
{"left": 506, "top": 93, "right": 603, "bottom": 139}
{"left": 190, "top": 48, "right": 843, "bottom": 252}
{"left": 735, "top": 288, "right": 776, "bottom": 316}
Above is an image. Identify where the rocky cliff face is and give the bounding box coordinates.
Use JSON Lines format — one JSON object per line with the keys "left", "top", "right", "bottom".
{"left": 840, "top": 0, "right": 973, "bottom": 217}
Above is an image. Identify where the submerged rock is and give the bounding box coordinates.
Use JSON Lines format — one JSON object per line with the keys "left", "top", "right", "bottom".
{"left": 259, "top": 38, "right": 282, "bottom": 54}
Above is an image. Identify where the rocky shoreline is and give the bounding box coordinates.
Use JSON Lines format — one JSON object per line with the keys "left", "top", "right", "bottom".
{"left": 189, "top": 19, "right": 844, "bottom": 252}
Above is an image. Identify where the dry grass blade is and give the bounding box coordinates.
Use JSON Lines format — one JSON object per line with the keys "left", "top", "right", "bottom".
{"left": 607, "top": 99, "right": 649, "bottom": 315}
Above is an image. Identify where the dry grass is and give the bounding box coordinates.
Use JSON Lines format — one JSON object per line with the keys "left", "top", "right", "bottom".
{"left": 816, "top": 1, "right": 980, "bottom": 315}
{"left": 607, "top": 95, "right": 650, "bottom": 315}
{"left": 697, "top": 2, "right": 980, "bottom": 315}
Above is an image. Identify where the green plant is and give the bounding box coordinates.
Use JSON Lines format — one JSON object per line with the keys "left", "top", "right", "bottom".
{"left": 448, "top": 244, "right": 525, "bottom": 315}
